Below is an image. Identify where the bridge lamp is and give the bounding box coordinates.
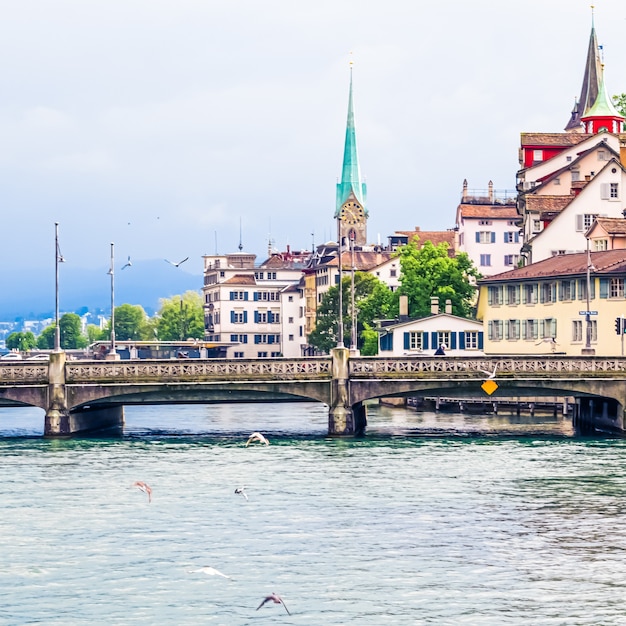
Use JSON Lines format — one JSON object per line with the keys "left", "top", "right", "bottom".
{"left": 107, "top": 242, "right": 119, "bottom": 360}
{"left": 336, "top": 216, "right": 344, "bottom": 348}
{"left": 54, "top": 222, "right": 65, "bottom": 352}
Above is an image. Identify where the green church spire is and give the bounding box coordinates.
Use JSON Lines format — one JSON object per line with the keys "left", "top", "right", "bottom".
{"left": 335, "top": 64, "right": 367, "bottom": 217}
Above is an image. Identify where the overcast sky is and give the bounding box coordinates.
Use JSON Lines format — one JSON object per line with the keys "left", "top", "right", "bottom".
{"left": 1, "top": 0, "right": 625, "bottom": 276}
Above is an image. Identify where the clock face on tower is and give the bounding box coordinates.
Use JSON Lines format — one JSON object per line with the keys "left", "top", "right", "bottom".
{"left": 340, "top": 201, "right": 364, "bottom": 225}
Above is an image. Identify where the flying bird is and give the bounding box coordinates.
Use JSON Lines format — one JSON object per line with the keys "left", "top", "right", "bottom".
{"left": 246, "top": 432, "right": 269, "bottom": 447}
{"left": 256, "top": 593, "right": 290, "bottom": 615}
{"left": 133, "top": 481, "right": 152, "bottom": 502}
{"left": 121, "top": 256, "right": 132, "bottom": 270}
{"left": 165, "top": 257, "right": 189, "bottom": 268}
{"left": 480, "top": 364, "right": 498, "bottom": 380}
{"left": 235, "top": 486, "right": 248, "bottom": 500}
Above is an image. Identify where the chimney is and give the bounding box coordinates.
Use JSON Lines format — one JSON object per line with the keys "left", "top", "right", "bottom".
{"left": 399, "top": 295, "right": 409, "bottom": 319}
{"left": 462, "top": 178, "right": 468, "bottom": 201}
{"left": 430, "top": 297, "right": 439, "bottom": 315}
{"left": 488, "top": 180, "right": 494, "bottom": 203}
{"left": 445, "top": 299, "right": 452, "bottom": 314}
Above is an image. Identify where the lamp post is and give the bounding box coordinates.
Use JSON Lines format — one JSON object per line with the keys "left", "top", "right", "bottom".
{"left": 107, "top": 242, "right": 119, "bottom": 360}
{"left": 54, "top": 222, "right": 64, "bottom": 352}
{"left": 583, "top": 236, "right": 595, "bottom": 355}
{"left": 336, "top": 216, "right": 344, "bottom": 347}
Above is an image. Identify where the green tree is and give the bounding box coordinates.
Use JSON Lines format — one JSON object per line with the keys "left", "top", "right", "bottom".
{"left": 613, "top": 93, "right": 626, "bottom": 118}
{"left": 359, "top": 323, "right": 380, "bottom": 356}
{"left": 396, "top": 239, "right": 480, "bottom": 319}
{"left": 60, "top": 313, "right": 88, "bottom": 349}
{"left": 308, "top": 273, "right": 394, "bottom": 353}
{"left": 37, "top": 326, "right": 55, "bottom": 349}
{"left": 86, "top": 324, "right": 105, "bottom": 344}
{"left": 102, "top": 304, "right": 151, "bottom": 341}
{"left": 5, "top": 331, "right": 37, "bottom": 351}
{"left": 155, "top": 291, "right": 204, "bottom": 341}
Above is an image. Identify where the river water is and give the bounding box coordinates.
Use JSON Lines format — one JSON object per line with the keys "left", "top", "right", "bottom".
{"left": 0, "top": 402, "right": 625, "bottom": 625}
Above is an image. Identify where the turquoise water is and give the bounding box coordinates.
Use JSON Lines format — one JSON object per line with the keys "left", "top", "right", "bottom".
{"left": 0, "top": 403, "right": 625, "bottom": 625}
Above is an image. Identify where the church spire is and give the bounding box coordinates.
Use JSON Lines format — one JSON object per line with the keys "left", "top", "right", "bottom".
{"left": 581, "top": 64, "right": 624, "bottom": 134}
{"left": 564, "top": 8, "right": 602, "bottom": 132}
{"left": 335, "top": 59, "right": 367, "bottom": 218}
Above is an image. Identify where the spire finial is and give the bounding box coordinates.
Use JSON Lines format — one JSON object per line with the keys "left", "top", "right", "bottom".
{"left": 591, "top": 5, "right": 595, "bottom": 28}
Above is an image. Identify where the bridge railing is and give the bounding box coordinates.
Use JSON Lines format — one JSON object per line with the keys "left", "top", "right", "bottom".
{"left": 0, "top": 362, "right": 49, "bottom": 384}
{"left": 65, "top": 357, "right": 333, "bottom": 383}
{"left": 350, "top": 356, "right": 626, "bottom": 378}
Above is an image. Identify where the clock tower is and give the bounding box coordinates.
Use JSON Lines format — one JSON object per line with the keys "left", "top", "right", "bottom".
{"left": 335, "top": 64, "right": 368, "bottom": 246}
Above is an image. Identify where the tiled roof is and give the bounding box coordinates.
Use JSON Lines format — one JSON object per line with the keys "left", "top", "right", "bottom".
{"left": 325, "top": 250, "right": 393, "bottom": 270}
{"left": 395, "top": 229, "right": 456, "bottom": 249}
{"left": 222, "top": 274, "right": 257, "bottom": 285}
{"left": 525, "top": 195, "right": 574, "bottom": 214}
{"left": 520, "top": 133, "right": 591, "bottom": 147}
{"left": 457, "top": 204, "right": 518, "bottom": 219}
{"left": 479, "top": 249, "right": 626, "bottom": 283}
{"left": 593, "top": 217, "right": 626, "bottom": 234}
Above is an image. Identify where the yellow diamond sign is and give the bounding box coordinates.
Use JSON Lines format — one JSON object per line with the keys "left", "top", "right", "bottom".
{"left": 481, "top": 379, "right": 498, "bottom": 395}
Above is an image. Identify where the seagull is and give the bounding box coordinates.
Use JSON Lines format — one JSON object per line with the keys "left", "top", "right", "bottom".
{"left": 480, "top": 364, "right": 498, "bottom": 380}
{"left": 246, "top": 432, "right": 269, "bottom": 447}
{"left": 165, "top": 257, "right": 189, "bottom": 268}
{"left": 235, "top": 486, "right": 248, "bottom": 500}
{"left": 535, "top": 337, "right": 557, "bottom": 346}
{"left": 256, "top": 593, "right": 290, "bottom": 615}
{"left": 189, "top": 566, "right": 233, "bottom": 579}
{"left": 133, "top": 481, "right": 152, "bottom": 502}
{"left": 121, "top": 256, "right": 132, "bottom": 270}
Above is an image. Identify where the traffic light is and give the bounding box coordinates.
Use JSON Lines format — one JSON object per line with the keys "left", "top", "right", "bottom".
{"left": 616, "top": 317, "right": 623, "bottom": 335}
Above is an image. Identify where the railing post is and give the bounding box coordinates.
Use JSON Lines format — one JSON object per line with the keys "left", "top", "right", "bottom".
{"left": 44, "top": 351, "right": 70, "bottom": 437}
{"left": 328, "top": 347, "right": 354, "bottom": 435}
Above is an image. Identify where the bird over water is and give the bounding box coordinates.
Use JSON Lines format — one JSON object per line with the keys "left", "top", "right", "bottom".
{"left": 133, "top": 481, "right": 152, "bottom": 502}
{"left": 246, "top": 432, "right": 269, "bottom": 446}
{"left": 256, "top": 593, "right": 290, "bottom": 615}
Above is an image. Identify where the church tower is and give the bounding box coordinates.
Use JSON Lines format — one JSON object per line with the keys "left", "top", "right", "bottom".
{"left": 580, "top": 64, "right": 625, "bottom": 134}
{"left": 335, "top": 62, "right": 368, "bottom": 246}
{"left": 564, "top": 10, "right": 602, "bottom": 132}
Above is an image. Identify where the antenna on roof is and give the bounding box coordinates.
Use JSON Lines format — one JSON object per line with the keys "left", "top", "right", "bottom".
{"left": 311, "top": 230, "right": 315, "bottom": 253}
{"left": 238, "top": 218, "right": 243, "bottom": 252}
{"left": 214, "top": 231, "right": 218, "bottom": 255}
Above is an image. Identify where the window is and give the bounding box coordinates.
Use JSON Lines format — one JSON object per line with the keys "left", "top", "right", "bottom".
{"left": 504, "top": 255, "right": 520, "bottom": 266}
{"left": 257, "top": 351, "right": 268, "bottom": 358}
{"left": 578, "top": 278, "right": 595, "bottom": 300}
{"left": 480, "top": 254, "right": 492, "bottom": 267}
{"left": 230, "top": 334, "right": 248, "bottom": 343}
{"left": 553, "top": 178, "right": 560, "bottom": 185}
{"left": 600, "top": 182, "right": 620, "bottom": 200}
{"left": 611, "top": 183, "right": 619, "bottom": 199}
{"left": 609, "top": 278, "right": 624, "bottom": 299}
{"left": 232, "top": 311, "right": 246, "bottom": 323}
{"left": 594, "top": 239, "right": 608, "bottom": 251}
{"left": 566, "top": 155, "right": 572, "bottom": 162}
{"left": 409, "top": 332, "right": 424, "bottom": 350}
{"left": 506, "top": 285, "right": 520, "bottom": 305}
{"left": 541, "top": 318, "right": 557, "bottom": 339}
{"left": 254, "top": 271, "right": 264, "bottom": 280}
{"left": 271, "top": 351, "right": 281, "bottom": 357}
{"left": 288, "top": 295, "right": 293, "bottom": 302}
{"left": 478, "top": 220, "right": 492, "bottom": 226}
{"left": 505, "top": 320, "right": 520, "bottom": 340}
{"left": 575, "top": 214, "right": 598, "bottom": 231}
{"left": 268, "top": 272, "right": 277, "bottom": 280}
{"left": 464, "top": 331, "right": 478, "bottom": 349}
{"left": 234, "top": 351, "right": 244, "bottom": 358}
{"left": 559, "top": 280, "right": 575, "bottom": 301}
{"left": 572, "top": 320, "right": 583, "bottom": 342}
{"left": 488, "top": 320, "right": 503, "bottom": 340}
{"left": 598, "top": 150, "right": 607, "bottom": 161}
{"left": 288, "top": 317, "right": 294, "bottom": 324}
{"left": 476, "top": 231, "right": 495, "bottom": 244}
{"left": 571, "top": 170, "right": 580, "bottom": 182}
{"left": 254, "top": 334, "right": 280, "bottom": 344}
{"left": 533, "top": 149, "right": 543, "bottom": 163}
{"left": 540, "top": 282, "right": 557, "bottom": 303}
{"left": 523, "top": 283, "right": 538, "bottom": 304}
{"left": 523, "top": 319, "right": 538, "bottom": 340}
{"left": 288, "top": 334, "right": 294, "bottom": 341}
{"left": 590, "top": 319, "right": 598, "bottom": 342}
{"left": 504, "top": 231, "right": 519, "bottom": 243}
{"left": 437, "top": 331, "right": 451, "bottom": 349}
{"left": 390, "top": 269, "right": 397, "bottom": 277}
{"left": 255, "top": 291, "right": 280, "bottom": 301}
{"left": 229, "top": 291, "right": 248, "bottom": 301}
{"left": 487, "top": 286, "right": 503, "bottom": 305}
{"left": 532, "top": 220, "right": 542, "bottom": 234}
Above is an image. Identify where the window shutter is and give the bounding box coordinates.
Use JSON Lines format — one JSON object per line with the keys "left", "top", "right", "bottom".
{"left": 381, "top": 334, "right": 393, "bottom": 351}
{"left": 459, "top": 332, "right": 465, "bottom": 350}
{"left": 229, "top": 292, "right": 235, "bottom": 301}
{"left": 522, "top": 321, "right": 527, "bottom": 339}
{"left": 244, "top": 292, "right": 248, "bottom": 301}
{"left": 539, "top": 319, "right": 544, "bottom": 337}
{"left": 558, "top": 282, "right": 564, "bottom": 301}
{"left": 423, "top": 332, "right": 429, "bottom": 350}
{"left": 478, "top": 332, "right": 484, "bottom": 349}
{"left": 431, "top": 332, "right": 437, "bottom": 349}
{"left": 403, "top": 332, "right": 410, "bottom": 350}
{"left": 491, "top": 232, "right": 496, "bottom": 243}
{"left": 575, "top": 214, "right": 583, "bottom": 232}
{"left": 243, "top": 335, "right": 248, "bottom": 344}
{"left": 254, "top": 335, "right": 260, "bottom": 344}
{"left": 600, "top": 278, "right": 609, "bottom": 298}
{"left": 254, "top": 292, "right": 259, "bottom": 301}
{"left": 243, "top": 311, "right": 248, "bottom": 323}
{"left": 268, "top": 335, "right": 274, "bottom": 344}
{"left": 514, "top": 232, "right": 519, "bottom": 243}
{"left": 600, "top": 183, "right": 610, "bottom": 200}
{"left": 475, "top": 232, "right": 480, "bottom": 243}
{"left": 450, "top": 332, "right": 457, "bottom": 350}
{"left": 254, "top": 311, "right": 259, "bottom": 323}
{"left": 230, "top": 311, "right": 235, "bottom": 323}
{"left": 488, "top": 288, "right": 493, "bottom": 306}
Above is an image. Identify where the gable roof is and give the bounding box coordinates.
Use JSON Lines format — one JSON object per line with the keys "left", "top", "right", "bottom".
{"left": 324, "top": 250, "right": 393, "bottom": 271}
{"left": 222, "top": 274, "right": 257, "bottom": 286}
{"left": 378, "top": 313, "right": 483, "bottom": 332}
{"left": 588, "top": 217, "right": 626, "bottom": 237}
{"left": 525, "top": 195, "right": 574, "bottom": 215}
{"left": 456, "top": 204, "right": 518, "bottom": 220}
{"left": 479, "top": 249, "right": 626, "bottom": 283}
{"left": 395, "top": 228, "right": 456, "bottom": 251}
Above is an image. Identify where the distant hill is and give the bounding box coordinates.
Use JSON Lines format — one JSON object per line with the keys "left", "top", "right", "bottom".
{"left": 0, "top": 259, "right": 202, "bottom": 320}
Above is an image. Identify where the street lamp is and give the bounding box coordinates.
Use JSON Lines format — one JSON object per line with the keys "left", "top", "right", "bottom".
{"left": 336, "top": 216, "right": 344, "bottom": 347}
{"left": 583, "top": 237, "right": 595, "bottom": 355}
{"left": 54, "top": 222, "right": 65, "bottom": 352}
{"left": 107, "top": 242, "right": 119, "bottom": 360}
{"left": 349, "top": 228, "right": 358, "bottom": 354}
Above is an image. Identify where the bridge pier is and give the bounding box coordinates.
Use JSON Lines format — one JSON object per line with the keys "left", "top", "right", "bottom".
{"left": 328, "top": 347, "right": 355, "bottom": 436}
{"left": 44, "top": 351, "right": 71, "bottom": 437}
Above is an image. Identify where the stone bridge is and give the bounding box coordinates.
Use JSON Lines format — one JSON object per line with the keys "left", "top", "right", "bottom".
{"left": 0, "top": 349, "right": 625, "bottom": 437}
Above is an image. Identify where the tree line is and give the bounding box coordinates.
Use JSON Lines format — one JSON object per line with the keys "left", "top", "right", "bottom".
{"left": 5, "top": 291, "right": 204, "bottom": 351}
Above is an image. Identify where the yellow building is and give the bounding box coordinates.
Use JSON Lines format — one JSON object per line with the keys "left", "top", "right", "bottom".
{"left": 477, "top": 249, "right": 626, "bottom": 356}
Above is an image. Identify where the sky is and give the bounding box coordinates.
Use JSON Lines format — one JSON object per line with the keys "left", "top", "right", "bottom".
{"left": 1, "top": 0, "right": 625, "bottom": 278}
